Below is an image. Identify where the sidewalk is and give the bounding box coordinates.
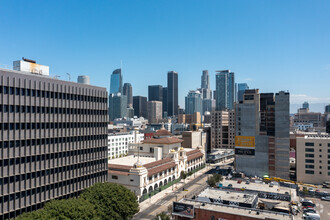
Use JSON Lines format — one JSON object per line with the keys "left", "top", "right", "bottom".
{"left": 138, "top": 159, "right": 234, "bottom": 212}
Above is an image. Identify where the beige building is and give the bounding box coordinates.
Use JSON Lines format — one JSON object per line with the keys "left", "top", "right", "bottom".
{"left": 181, "top": 131, "right": 207, "bottom": 150}
{"left": 211, "top": 110, "right": 235, "bottom": 149}
{"left": 109, "top": 146, "right": 205, "bottom": 199}
{"left": 147, "top": 101, "right": 162, "bottom": 124}
{"left": 296, "top": 134, "right": 330, "bottom": 184}
{"left": 178, "top": 112, "right": 201, "bottom": 124}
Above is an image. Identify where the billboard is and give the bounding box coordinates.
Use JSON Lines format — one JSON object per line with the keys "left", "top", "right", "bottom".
{"left": 13, "top": 60, "right": 49, "bottom": 76}
{"left": 235, "top": 136, "right": 255, "bottom": 155}
{"left": 235, "top": 136, "right": 255, "bottom": 148}
{"left": 172, "top": 202, "right": 194, "bottom": 218}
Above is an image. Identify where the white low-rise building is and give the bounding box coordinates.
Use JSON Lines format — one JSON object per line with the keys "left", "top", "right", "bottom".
{"left": 108, "top": 147, "right": 205, "bottom": 199}
{"left": 108, "top": 129, "right": 144, "bottom": 159}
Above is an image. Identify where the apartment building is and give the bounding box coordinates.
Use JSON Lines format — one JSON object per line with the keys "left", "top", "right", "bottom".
{"left": 0, "top": 67, "right": 108, "bottom": 219}
{"left": 108, "top": 129, "right": 144, "bottom": 159}
{"left": 296, "top": 134, "right": 330, "bottom": 184}
{"left": 211, "top": 110, "right": 235, "bottom": 149}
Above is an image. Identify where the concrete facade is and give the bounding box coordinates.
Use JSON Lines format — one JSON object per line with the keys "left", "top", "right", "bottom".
{"left": 147, "top": 101, "right": 162, "bottom": 124}
{"left": 211, "top": 110, "right": 235, "bottom": 149}
{"left": 296, "top": 134, "right": 330, "bottom": 184}
{"left": 0, "top": 68, "right": 108, "bottom": 219}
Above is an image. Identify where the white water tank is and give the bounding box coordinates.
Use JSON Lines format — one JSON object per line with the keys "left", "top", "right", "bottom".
{"left": 77, "top": 75, "right": 90, "bottom": 85}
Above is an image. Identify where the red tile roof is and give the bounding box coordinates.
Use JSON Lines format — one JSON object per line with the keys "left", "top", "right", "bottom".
{"left": 154, "top": 128, "right": 173, "bottom": 137}
{"left": 142, "top": 137, "right": 183, "bottom": 144}
{"left": 143, "top": 157, "right": 172, "bottom": 169}
{"left": 147, "top": 162, "right": 176, "bottom": 177}
{"left": 187, "top": 152, "right": 203, "bottom": 161}
{"left": 108, "top": 164, "right": 132, "bottom": 172}
{"left": 186, "top": 149, "right": 200, "bottom": 156}
{"left": 108, "top": 170, "right": 129, "bottom": 176}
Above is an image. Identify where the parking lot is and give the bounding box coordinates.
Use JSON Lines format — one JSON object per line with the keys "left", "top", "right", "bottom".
{"left": 303, "top": 197, "right": 330, "bottom": 219}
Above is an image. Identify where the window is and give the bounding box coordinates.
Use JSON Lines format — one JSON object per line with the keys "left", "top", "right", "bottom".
{"left": 305, "top": 170, "right": 314, "bottom": 174}
{"left": 111, "top": 175, "right": 118, "bottom": 179}
{"left": 305, "top": 148, "right": 314, "bottom": 152}
{"left": 130, "top": 179, "right": 134, "bottom": 182}
{"left": 305, "top": 165, "right": 314, "bottom": 169}
{"left": 305, "top": 159, "right": 314, "bottom": 163}
{"left": 305, "top": 142, "right": 314, "bottom": 147}
{"left": 305, "top": 154, "right": 314, "bottom": 158}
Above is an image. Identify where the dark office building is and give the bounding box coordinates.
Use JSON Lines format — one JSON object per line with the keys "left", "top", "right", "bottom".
{"left": 0, "top": 68, "right": 108, "bottom": 219}
{"left": 162, "top": 87, "right": 168, "bottom": 117}
{"left": 167, "top": 71, "right": 178, "bottom": 116}
{"left": 133, "top": 96, "right": 147, "bottom": 118}
{"left": 148, "top": 85, "right": 163, "bottom": 102}
{"left": 123, "top": 83, "right": 133, "bottom": 108}
{"left": 260, "top": 93, "right": 275, "bottom": 136}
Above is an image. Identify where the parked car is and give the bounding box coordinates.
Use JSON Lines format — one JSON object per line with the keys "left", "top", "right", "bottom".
{"left": 303, "top": 212, "right": 320, "bottom": 220}
{"left": 246, "top": 180, "right": 250, "bottom": 184}
{"left": 269, "top": 183, "right": 274, "bottom": 187}
{"left": 321, "top": 196, "right": 330, "bottom": 201}
{"left": 228, "top": 184, "right": 233, "bottom": 188}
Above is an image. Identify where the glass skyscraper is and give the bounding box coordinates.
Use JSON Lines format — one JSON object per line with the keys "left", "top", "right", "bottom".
{"left": 215, "top": 70, "right": 235, "bottom": 110}
{"left": 237, "top": 83, "right": 249, "bottom": 102}
{"left": 110, "top": 69, "right": 123, "bottom": 94}
{"left": 185, "top": 90, "right": 203, "bottom": 115}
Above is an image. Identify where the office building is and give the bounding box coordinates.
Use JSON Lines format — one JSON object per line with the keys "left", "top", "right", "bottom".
{"left": 202, "top": 99, "right": 215, "bottom": 115}
{"left": 147, "top": 101, "right": 162, "bottom": 124}
{"left": 133, "top": 96, "right": 147, "bottom": 118}
{"left": 109, "top": 93, "right": 127, "bottom": 121}
{"left": 296, "top": 134, "right": 330, "bottom": 184}
{"left": 178, "top": 113, "right": 201, "bottom": 125}
{"left": 237, "top": 83, "right": 249, "bottom": 102}
{"left": 162, "top": 87, "right": 168, "bottom": 117}
{"left": 211, "top": 110, "right": 235, "bottom": 149}
{"left": 302, "top": 101, "right": 309, "bottom": 110}
{"left": 110, "top": 69, "right": 122, "bottom": 94}
{"left": 0, "top": 67, "right": 108, "bottom": 219}
{"left": 167, "top": 71, "right": 178, "bottom": 116}
{"left": 148, "top": 85, "right": 163, "bottom": 102}
{"left": 201, "top": 70, "right": 210, "bottom": 90}
{"left": 123, "top": 83, "right": 133, "bottom": 108}
{"left": 215, "top": 70, "right": 235, "bottom": 110}
{"left": 185, "top": 90, "right": 202, "bottom": 115}
{"left": 235, "top": 89, "right": 290, "bottom": 178}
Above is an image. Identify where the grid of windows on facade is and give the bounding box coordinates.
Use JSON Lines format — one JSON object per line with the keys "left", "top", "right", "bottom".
{"left": 0, "top": 69, "right": 108, "bottom": 219}
{"left": 108, "top": 133, "right": 144, "bottom": 159}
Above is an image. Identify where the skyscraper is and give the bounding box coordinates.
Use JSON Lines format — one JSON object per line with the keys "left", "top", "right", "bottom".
{"left": 237, "top": 83, "right": 249, "bottom": 102}
{"left": 133, "top": 96, "right": 148, "bottom": 118}
{"left": 123, "top": 83, "right": 133, "bottom": 107}
{"left": 162, "top": 87, "right": 168, "bottom": 117}
{"left": 109, "top": 93, "right": 127, "bottom": 121}
{"left": 0, "top": 67, "right": 108, "bottom": 219}
{"left": 185, "top": 90, "right": 203, "bottom": 115}
{"left": 203, "top": 99, "right": 216, "bottom": 114}
{"left": 302, "top": 101, "right": 309, "bottom": 110}
{"left": 167, "top": 71, "right": 178, "bottom": 116}
{"left": 148, "top": 85, "right": 163, "bottom": 101}
{"left": 147, "top": 101, "right": 163, "bottom": 124}
{"left": 201, "top": 70, "right": 210, "bottom": 89}
{"left": 215, "top": 70, "right": 235, "bottom": 110}
{"left": 110, "top": 69, "right": 122, "bottom": 94}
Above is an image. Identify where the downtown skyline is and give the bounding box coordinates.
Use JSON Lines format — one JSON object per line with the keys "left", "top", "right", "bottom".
{"left": 1, "top": 1, "right": 330, "bottom": 112}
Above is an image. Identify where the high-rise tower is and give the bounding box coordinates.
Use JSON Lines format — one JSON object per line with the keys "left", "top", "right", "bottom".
{"left": 110, "top": 69, "right": 122, "bottom": 94}
{"left": 123, "top": 83, "right": 133, "bottom": 107}
{"left": 201, "top": 70, "right": 210, "bottom": 90}
{"left": 215, "top": 70, "right": 235, "bottom": 110}
{"left": 167, "top": 71, "right": 178, "bottom": 116}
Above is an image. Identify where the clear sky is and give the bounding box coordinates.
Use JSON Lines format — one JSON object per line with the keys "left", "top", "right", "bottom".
{"left": 1, "top": 0, "right": 330, "bottom": 113}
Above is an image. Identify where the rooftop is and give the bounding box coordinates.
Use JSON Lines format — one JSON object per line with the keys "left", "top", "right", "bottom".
{"left": 180, "top": 199, "right": 291, "bottom": 220}
{"left": 108, "top": 155, "right": 156, "bottom": 167}
{"left": 197, "top": 188, "right": 257, "bottom": 204}
{"left": 142, "top": 137, "right": 183, "bottom": 144}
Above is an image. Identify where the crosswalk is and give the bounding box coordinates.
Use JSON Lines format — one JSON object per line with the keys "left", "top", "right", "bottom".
{"left": 155, "top": 199, "right": 169, "bottom": 206}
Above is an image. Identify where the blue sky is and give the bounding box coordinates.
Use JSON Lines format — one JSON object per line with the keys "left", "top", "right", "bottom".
{"left": 1, "top": 0, "right": 330, "bottom": 113}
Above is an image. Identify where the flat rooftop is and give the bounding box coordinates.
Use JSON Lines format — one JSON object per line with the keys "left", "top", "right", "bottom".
{"left": 108, "top": 155, "right": 156, "bottom": 166}
{"left": 222, "top": 180, "right": 293, "bottom": 195}
{"left": 197, "top": 188, "right": 257, "bottom": 204}
{"left": 180, "top": 199, "right": 291, "bottom": 220}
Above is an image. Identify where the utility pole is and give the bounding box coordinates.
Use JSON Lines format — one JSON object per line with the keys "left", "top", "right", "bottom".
{"left": 66, "top": 73, "right": 71, "bottom": 81}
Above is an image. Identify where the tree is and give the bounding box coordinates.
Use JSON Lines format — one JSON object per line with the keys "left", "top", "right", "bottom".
{"left": 80, "top": 182, "right": 139, "bottom": 220}
{"left": 154, "top": 212, "right": 171, "bottom": 220}
{"left": 207, "top": 176, "right": 216, "bottom": 187}
{"left": 180, "top": 171, "right": 186, "bottom": 179}
{"left": 213, "top": 173, "right": 223, "bottom": 183}
{"left": 17, "top": 198, "right": 98, "bottom": 220}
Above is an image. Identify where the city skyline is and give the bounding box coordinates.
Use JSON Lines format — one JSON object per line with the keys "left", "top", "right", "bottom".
{"left": 1, "top": 1, "right": 330, "bottom": 113}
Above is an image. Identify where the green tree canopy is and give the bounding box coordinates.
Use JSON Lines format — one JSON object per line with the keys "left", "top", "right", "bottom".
{"left": 80, "top": 182, "right": 139, "bottom": 220}
{"left": 17, "top": 198, "right": 98, "bottom": 220}
{"left": 154, "top": 212, "right": 171, "bottom": 220}
{"left": 17, "top": 183, "right": 139, "bottom": 220}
